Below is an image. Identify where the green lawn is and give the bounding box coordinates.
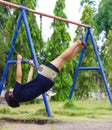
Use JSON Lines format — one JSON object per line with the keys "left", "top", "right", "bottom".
{"left": 0, "top": 98, "right": 112, "bottom": 123}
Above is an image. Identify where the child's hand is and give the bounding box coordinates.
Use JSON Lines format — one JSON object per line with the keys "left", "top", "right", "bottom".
{"left": 29, "top": 60, "right": 34, "bottom": 67}
{"left": 17, "top": 54, "right": 22, "bottom": 61}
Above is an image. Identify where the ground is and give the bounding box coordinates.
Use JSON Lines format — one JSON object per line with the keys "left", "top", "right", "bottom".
{"left": 0, "top": 121, "right": 112, "bottom": 130}
{"left": 0, "top": 98, "right": 112, "bottom": 130}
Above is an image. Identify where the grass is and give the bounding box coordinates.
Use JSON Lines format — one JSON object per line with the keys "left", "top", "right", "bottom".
{"left": 0, "top": 98, "right": 112, "bottom": 123}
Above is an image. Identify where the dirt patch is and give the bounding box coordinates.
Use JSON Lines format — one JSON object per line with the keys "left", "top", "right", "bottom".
{"left": 2, "top": 117, "right": 49, "bottom": 125}
{"left": 0, "top": 120, "right": 112, "bottom": 130}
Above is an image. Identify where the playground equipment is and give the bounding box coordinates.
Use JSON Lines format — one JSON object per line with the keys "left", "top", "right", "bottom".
{"left": 0, "top": 0, "right": 112, "bottom": 117}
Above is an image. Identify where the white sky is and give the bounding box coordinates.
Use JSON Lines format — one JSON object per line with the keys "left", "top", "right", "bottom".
{"left": 36, "top": 0, "right": 82, "bottom": 41}
{"left": 36, "top": 0, "right": 100, "bottom": 46}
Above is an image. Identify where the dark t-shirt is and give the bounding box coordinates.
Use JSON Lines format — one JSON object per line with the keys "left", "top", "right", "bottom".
{"left": 13, "top": 74, "right": 54, "bottom": 103}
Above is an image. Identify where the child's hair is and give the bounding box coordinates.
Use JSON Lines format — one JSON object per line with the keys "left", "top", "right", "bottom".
{"left": 5, "top": 90, "right": 20, "bottom": 108}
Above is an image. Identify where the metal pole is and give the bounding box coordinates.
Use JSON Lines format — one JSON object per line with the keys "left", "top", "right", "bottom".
{"left": 0, "top": 0, "right": 20, "bottom": 9}
{"left": 0, "top": 0, "right": 88, "bottom": 28}
{"left": 68, "top": 29, "right": 89, "bottom": 99}
{"left": 21, "top": 8, "right": 52, "bottom": 116}
{"left": 88, "top": 27, "right": 112, "bottom": 103}
{"left": 0, "top": 11, "right": 23, "bottom": 94}
{"left": 22, "top": 9, "right": 38, "bottom": 68}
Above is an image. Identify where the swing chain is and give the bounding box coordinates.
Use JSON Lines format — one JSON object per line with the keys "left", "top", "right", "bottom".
{"left": 40, "top": 15, "right": 42, "bottom": 55}
{"left": 6, "top": 6, "right": 32, "bottom": 60}
{"left": 53, "top": 19, "right": 56, "bottom": 58}
{"left": 4, "top": 6, "right": 37, "bottom": 68}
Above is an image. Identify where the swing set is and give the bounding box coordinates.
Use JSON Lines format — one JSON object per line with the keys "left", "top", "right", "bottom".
{"left": 0, "top": 0, "right": 112, "bottom": 117}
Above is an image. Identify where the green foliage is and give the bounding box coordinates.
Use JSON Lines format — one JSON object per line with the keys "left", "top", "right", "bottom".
{"left": 0, "top": 37, "right": 8, "bottom": 75}
{"left": 53, "top": 69, "right": 73, "bottom": 101}
{"left": 0, "top": 4, "right": 9, "bottom": 77}
{"left": 0, "top": 99, "right": 112, "bottom": 123}
{"left": 93, "top": 0, "right": 112, "bottom": 93}
{"left": 80, "top": 5, "right": 95, "bottom": 26}
{"left": 73, "top": 2, "right": 102, "bottom": 99}
{"left": 0, "top": 106, "right": 10, "bottom": 114}
{"left": 0, "top": 0, "right": 109, "bottom": 103}
{"left": 104, "top": 30, "right": 112, "bottom": 87}
{"left": 94, "top": 0, "right": 112, "bottom": 36}
{"left": 45, "top": 0, "right": 73, "bottom": 101}
{"left": 80, "top": 0, "right": 97, "bottom": 10}
{"left": 63, "top": 100, "right": 75, "bottom": 109}
{"left": 1, "top": 0, "right": 40, "bottom": 88}
{"left": 0, "top": 4, "right": 9, "bottom": 25}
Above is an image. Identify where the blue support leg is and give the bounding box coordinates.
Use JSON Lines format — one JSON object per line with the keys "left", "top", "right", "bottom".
{"left": 88, "top": 27, "right": 112, "bottom": 103}
{"left": 0, "top": 12, "right": 23, "bottom": 94}
{"left": 22, "top": 8, "right": 52, "bottom": 116}
{"left": 69, "top": 26, "right": 112, "bottom": 104}
{"left": 68, "top": 30, "right": 89, "bottom": 99}
{"left": 42, "top": 94, "right": 52, "bottom": 117}
{"left": 22, "top": 9, "right": 39, "bottom": 69}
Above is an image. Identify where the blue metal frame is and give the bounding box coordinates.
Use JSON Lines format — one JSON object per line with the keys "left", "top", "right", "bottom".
{"left": 0, "top": 7, "right": 52, "bottom": 117}
{"left": 69, "top": 26, "right": 112, "bottom": 104}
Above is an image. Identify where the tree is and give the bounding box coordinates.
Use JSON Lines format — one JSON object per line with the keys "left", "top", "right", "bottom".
{"left": 104, "top": 30, "right": 112, "bottom": 89}
{"left": 0, "top": 2, "right": 10, "bottom": 78}
{"left": 73, "top": 2, "right": 101, "bottom": 99}
{"left": 1, "top": 0, "right": 40, "bottom": 87}
{"left": 45, "top": 0, "right": 73, "bottom": 101}
{"left": 94, "top": 0, "right": 112, "bottom": 37}
{"left": 94, "top": 0, "right": 112, "bottom": 93}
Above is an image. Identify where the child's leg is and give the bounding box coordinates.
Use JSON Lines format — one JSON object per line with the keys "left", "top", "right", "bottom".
{"left": 50, "top": 40, "right": 83, "bottom": 71}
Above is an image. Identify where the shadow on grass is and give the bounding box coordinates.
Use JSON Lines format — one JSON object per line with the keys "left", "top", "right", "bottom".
{"left": 2, "top": 117, "right": 48, "bottom": 124}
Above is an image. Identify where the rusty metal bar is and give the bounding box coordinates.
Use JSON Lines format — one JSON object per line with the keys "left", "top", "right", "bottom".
{"left": 0, "top": 0, "right": 89, "bottom": 28}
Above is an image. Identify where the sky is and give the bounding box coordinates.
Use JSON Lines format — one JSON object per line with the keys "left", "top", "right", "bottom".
{"left": 36, "top": 0, "right": 82, "bottom": 41}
